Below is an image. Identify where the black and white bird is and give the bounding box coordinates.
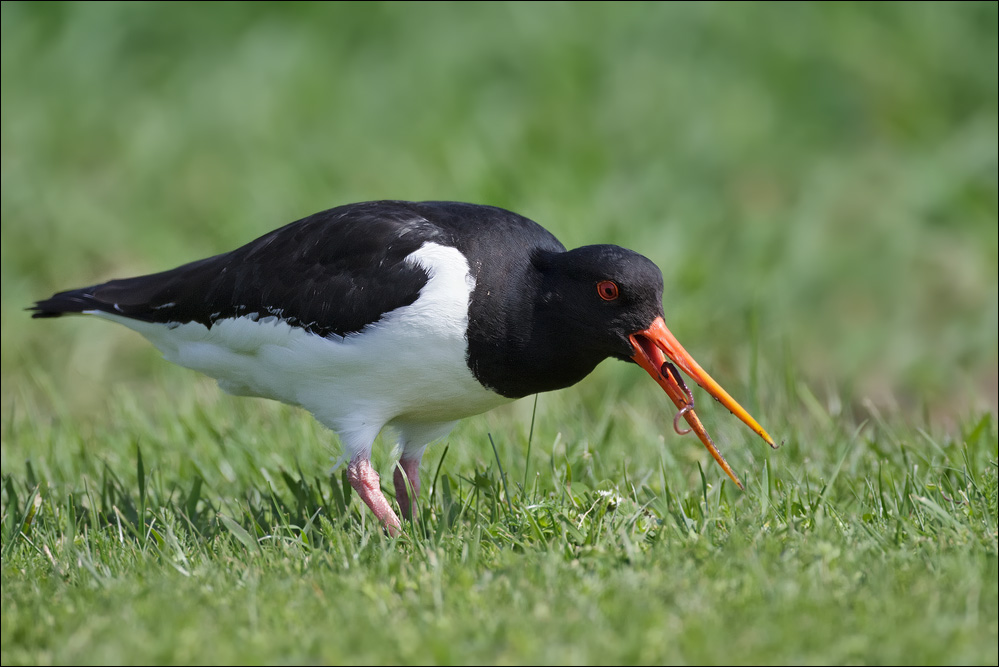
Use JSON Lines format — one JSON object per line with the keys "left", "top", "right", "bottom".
{"left": 32, "top": 200, "right": 774, "bottom": 534}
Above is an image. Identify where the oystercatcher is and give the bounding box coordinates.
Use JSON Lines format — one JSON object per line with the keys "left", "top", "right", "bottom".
{"left": 32, "top": 200, "right": 775, "bottom": 534}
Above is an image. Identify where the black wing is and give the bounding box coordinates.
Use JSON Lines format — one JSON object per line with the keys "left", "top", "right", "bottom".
{"left": 30, "top": 201, "right": 450, "bottom": 339}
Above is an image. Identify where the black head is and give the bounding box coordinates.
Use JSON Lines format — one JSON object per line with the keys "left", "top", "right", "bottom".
{"left": 464, "top": 243, "right": 666, "bottom": 399}
{"left": 536, "top": 244, "right": 666, "bottom": 361}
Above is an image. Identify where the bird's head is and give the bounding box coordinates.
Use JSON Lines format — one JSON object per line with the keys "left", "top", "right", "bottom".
{"left": 541, "top": 245, "right": 776, "bottom": 488}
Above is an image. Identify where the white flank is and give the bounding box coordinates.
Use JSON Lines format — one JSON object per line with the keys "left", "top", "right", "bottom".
{"left": 89, "top": 242, "right": 513, "bottom": 460}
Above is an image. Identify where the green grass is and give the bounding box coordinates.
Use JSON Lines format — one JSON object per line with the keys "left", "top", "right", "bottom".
{"left": 2, "top": 2, "right": 997, "bottom": 664}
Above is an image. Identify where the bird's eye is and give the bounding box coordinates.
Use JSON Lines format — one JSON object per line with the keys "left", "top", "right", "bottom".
{"left": 597, "top": 280, "right": 619, "bottom": 301}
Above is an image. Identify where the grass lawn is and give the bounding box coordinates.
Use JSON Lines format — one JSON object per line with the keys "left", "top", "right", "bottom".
{"left": 2, "top": 2, "right": 997, "bottom": 664}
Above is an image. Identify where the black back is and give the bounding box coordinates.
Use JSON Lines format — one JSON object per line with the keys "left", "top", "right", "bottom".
{"left": 30, "top": 201, "right": 563, "bottom": 342}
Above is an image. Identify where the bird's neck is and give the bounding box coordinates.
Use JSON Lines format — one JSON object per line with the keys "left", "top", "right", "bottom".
{"left": 465, "top": 297, "right": 606, "bottom": 399}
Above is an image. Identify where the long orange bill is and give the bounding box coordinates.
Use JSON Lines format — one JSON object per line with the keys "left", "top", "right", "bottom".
{"left": 629, "top": 316, "right": 776, "bottom": 490}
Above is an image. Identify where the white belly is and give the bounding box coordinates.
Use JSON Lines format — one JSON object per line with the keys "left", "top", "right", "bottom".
{"left": 91, "top": 242, "right": 513, "bottom": 454}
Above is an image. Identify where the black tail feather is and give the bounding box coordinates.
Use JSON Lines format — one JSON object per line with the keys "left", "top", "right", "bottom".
{"left": 29, "top": 250, "right": 228, "bottom": 324}
{"left": 30, "top": 288, "right": 104, "bottom": 318}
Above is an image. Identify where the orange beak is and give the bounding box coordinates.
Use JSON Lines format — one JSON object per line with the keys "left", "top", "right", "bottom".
{"left": 629, "top": 316, "right": 776, "bottom": 490}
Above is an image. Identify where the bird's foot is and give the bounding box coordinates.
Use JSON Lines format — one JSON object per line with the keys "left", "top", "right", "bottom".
{"left": 393, "top": 457, "right": 422, "bottom": 522}
{"left": 347, "top": 456, "right": 402, "bottom": 536}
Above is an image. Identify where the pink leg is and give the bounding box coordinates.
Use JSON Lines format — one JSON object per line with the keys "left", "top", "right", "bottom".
{"left": 347, "top": 456, "right": 401, "bottom": 536}
{"left": 393, "top": 456, "right": 422, "bottom": 521}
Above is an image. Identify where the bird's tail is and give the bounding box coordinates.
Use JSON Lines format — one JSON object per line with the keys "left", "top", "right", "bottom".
{"left": 30, "top": 286, "right": 107, "bottom": 318}
{"left": 30, "top": 253, "right": 224, "bottom": 323}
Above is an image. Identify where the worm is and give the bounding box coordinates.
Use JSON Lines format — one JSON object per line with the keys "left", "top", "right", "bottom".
{"left": 661, "top": 361, "right": 694, "bottom": 436}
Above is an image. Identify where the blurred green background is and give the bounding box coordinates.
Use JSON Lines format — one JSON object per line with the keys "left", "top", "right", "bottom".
{"left": 2, "top": 1, "right": 996, "bottom": 436}
{"left": 2, "top": 4, "right": 997, "bottom": 664}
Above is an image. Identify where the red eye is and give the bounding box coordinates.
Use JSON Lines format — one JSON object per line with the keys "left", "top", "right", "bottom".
{"left": 597, "top": 280, "right": 619, "bottom": 301}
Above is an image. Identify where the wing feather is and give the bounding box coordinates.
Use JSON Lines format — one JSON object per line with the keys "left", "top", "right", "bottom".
{"left": 31, "top": 201, "right": 444, "bottom": 338}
